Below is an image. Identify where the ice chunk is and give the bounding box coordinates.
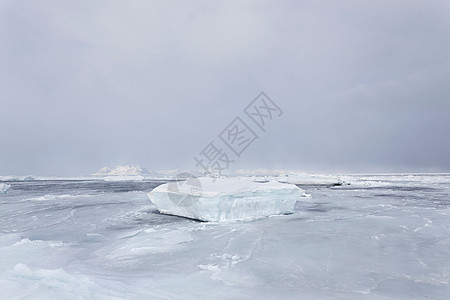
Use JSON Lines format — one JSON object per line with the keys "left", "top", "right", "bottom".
{"left": 148, "top": 178, "right": 305, "bottom": 222}
{"left": 0, "top": 183, "right": 11, "bottom": 193}
{"left": 0, "top": 176, "right": 34, "bottom": 181}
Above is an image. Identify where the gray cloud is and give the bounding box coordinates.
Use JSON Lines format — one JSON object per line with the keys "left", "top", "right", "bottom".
{"left": 1, "top": 0, "right": 449, "bottom": 175}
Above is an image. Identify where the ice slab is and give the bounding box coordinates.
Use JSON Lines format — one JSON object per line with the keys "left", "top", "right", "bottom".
{"left": 0, "top": 176, "right": 34, "bottom": 182}
{"left": 148, "top": 178, "right": 305, "bottom": 222}
{"left": 0, "top": 183, "right": 11, "bottom": 193}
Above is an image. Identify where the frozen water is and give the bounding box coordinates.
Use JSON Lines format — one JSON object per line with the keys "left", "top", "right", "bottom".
{"left": 1, "top": 174, "right": 450, "bottom": 299}
{"left": 103, "top": 175, "right": 145, "bottom": 181}
{"left": 148, "top": 177, "right": 306, "bottom": 222}
{"left": 275, "top": 172, "right": 344, "bottom": 185}
{"left": 233, "top": 170, "right": 344, "bottom": 186}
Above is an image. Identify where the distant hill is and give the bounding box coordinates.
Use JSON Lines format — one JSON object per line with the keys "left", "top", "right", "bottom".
{"left": 93, "top": 165, "right": 156, "bottom": 176}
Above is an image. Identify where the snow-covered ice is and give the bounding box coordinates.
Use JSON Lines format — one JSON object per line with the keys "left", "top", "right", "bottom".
{"left": 234, "top": 170, "right": 344, "bottom": 186}
{"left": 103, "top": 175, "right": 145, "bottom": 181}
{"left": 278, "top": 172, "right": 344, "bottom": 185}
{"left": 148, "top": 177, "right": 306, "bottom": 222}
{"left": 1, "top": 174, "right": 450, "bottom": 299}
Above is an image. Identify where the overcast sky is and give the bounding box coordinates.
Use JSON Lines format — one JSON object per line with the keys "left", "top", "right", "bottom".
{"left": 1, "top": 0, "right": 449, "bottom": 176}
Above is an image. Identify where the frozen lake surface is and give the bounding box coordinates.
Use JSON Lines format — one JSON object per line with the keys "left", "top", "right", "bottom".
{"left": 1, "top": 175, "right": 449, "bottom": 299}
